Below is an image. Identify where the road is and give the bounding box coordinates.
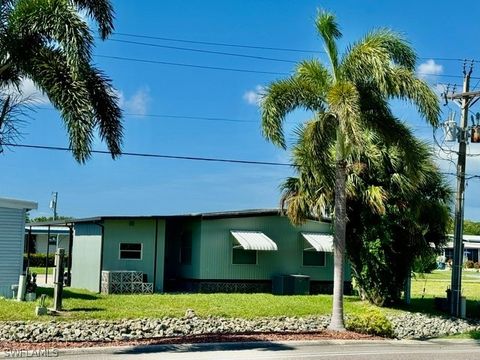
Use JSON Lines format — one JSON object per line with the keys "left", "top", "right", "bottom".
{"left": 23, "top": 340, "right": 480, "bottom": 360}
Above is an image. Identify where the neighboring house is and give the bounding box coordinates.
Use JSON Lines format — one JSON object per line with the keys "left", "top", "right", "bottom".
{"left": 0, "top": 197, "right": 37, "bottom": 297}
{"left": 443, "top": 234, "right": 480, "bottom": 263}
{"left": 38, "top": 209, "right": 351, "bottom": 294}
{"left": 24, "top": 226, "right": 71, "bottom": 255}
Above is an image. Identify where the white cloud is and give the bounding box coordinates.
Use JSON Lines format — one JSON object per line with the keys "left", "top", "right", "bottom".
{"left": 243, "top": 85, "right": 264, "bottom": 106}
{"left": 7, "top": 78, "right": 49, "bottom": 104}
{"left": 116, "top": 87, "right": 151, "bottom": 116}
{"left": 417, "top": 59, "right": 443, "bottom": 79}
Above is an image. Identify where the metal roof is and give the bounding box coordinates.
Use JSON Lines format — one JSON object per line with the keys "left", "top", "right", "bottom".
{"left": 0, "top": 197, "right": 37, "bottom": 210}
{"left": 230, "top": 230, "right": 278, "bottom": 251}
{"left": 25, "top": 226, "right": 70, "bottom": 235}
{"left": 301, "top": 232, "right": 334, "bottom": 252}
{"left": 445, "top": 241, "right": 480, "bottom": 249}
{"left": 26, "top": 208, "right": 330, "bottom": 227}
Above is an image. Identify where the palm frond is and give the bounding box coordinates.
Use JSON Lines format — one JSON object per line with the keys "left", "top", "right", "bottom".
{"left": 10, "top": 0, "right": 93, "bottom": 71}
{"left": 72, "top": 0, "right": 114, "bottom": 39}
{"left": 385, "top": 67, "right": 440, "bottom": 126}
{"left": 24, "top": 46, "right": 95, "bottom": 162}
{"left": 327, "top": 81, "right": 362, "bottom": 146}
{"left": 261, "top": 76, "right": 325, "bottom": 148}
{"left": 81, "top": 64, "right": 123, "bottom": 158}
{"left": 364, "top": 185, "right": 387, "bottom": 214}
{"left": 296, "top": 59, "right": 332, "bottom": 92}
{"left": 315, "top": 10, "right": 341, "bottom": 76}
{"left": 340, "top": 29, "right": 416, "bottom": 91}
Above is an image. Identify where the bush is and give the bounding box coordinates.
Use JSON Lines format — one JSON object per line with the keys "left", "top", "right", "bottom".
{"left": 474, "top": 262, "right": 480, "bottom": 269}
{"left": 346, "top": 309, "right": 394, "bottom": 338}
{"left": 465, "top": 260, "right": 475, "bottom": 269}
{"left": 412, "top": 252, "right": 438, "bottom": 274}
{"left": 23, "top": 253, "right": 69, "bottom": 268}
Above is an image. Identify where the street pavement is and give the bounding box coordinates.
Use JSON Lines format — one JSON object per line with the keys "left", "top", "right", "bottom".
{"left": 15, "top": 339, "right": 480, "bottom": 360}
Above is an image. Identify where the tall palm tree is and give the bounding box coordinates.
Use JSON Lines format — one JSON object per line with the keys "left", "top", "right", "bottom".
{"left": 0, "top": 0, "right": 122, "bottom": 162}
{"left": 261, "top": 11, "right": 439, "bottom": 330}
{"left": 282, "top": 123, "right": 452, "bottom": 305}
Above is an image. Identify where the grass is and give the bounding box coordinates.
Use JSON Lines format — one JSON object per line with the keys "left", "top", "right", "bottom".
{"left": 390, "top": 269, "right": 480, "bottom": 318}
{"left": 29, "top": 267, "right": 53, "bottom": 275}
{"left": 0, "top": 288, "right": 379, "bottom": 322}
{"left": 1, "top": 269, "right": 478, "bottom": 322}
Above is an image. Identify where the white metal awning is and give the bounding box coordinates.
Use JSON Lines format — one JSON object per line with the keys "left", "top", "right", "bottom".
{"left": 301, "top": 232, "right": 333, "bottom": 252}
{"left": 230, "top": 231, "right": 278, "bottom": 251}
{"left": 445, "top": 241, "right": 480, "bottom": 249}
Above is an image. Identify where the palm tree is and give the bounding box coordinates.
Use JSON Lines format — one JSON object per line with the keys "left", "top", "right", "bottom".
{"left": 261, "top": 11, "right": 439, "bottom": 330}
{"left": 0, "top": 0, "right": 122, "bottom": 162}
{"left": 282, "top": 123, "right": 452, "bottom": 305}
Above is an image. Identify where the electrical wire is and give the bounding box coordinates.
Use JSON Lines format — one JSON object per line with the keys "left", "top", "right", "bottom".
{"left": 1, "top": 143, "right": 291, "bottom": 167}
{"left": 35, "top": 107, "right": 259, "bottom": 124}
{"left": 106, "top": 38, "right": 298, "bottom": 64}
{"left": 95, "top": 54, "right": 477, "bottom": 80}
{"left": 96, "top": 54, "right": 289, "bottom": 76}
{"left": 112, "top": 32, "right": 480, "bottom": 64}
{"left": 113, "top": 32, "right": 322, "bottom": 54}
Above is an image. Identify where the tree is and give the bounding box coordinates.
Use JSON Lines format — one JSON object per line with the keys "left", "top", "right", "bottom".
{"left": 283, "top": 121, "right": 452, "bottom": 305}
{"left": 343, "top": 135, "right": 451, "bottom": 305}
{"left": 261, "top": 11, "right": 439, "bottom": 330}
{"left": 0, "top": 0, "right": 123, "bottom": 162}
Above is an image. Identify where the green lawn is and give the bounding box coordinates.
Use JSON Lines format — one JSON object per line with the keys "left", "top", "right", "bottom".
{"left": 28, "top": 267, "right": 53, "bottom": 275}
{"left": 1, "top": 269, "right": 478, "bottom": 322}
{"left": 0, "top": 288, "right": 379, "bottom": 322}
{"left": 399, "top": 269, "right": 480, "bottom": 318}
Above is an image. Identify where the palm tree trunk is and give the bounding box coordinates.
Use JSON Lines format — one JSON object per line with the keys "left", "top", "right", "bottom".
{"left": 328, "top": 141, "right": 347, "bottom": 331}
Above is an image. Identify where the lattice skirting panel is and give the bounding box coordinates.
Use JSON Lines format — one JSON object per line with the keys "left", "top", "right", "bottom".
{"left": 101, "top": 271, "right": 154, "bottom": 294}
{"left": 170, "top": 279, "right": 352, "bottom": 295}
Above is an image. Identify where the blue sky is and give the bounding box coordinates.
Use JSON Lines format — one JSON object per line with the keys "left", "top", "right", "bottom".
{"left": 3, "top": 0, "right": 480, "bottom": 220}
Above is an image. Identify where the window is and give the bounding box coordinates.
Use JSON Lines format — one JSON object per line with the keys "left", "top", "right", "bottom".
{"left": 232, "top": 248, "right": 257, "bottom": 264}
{"left": 48, "top": 236, "right": 57, "bottom": 246}
{"left": 303, "top": 250, "right": 325, "bottom": 266}
{"left": 119, "top": 243, "right": 142, "bottom": 260}
{"left": 180, "top": 231, "right": 192, "bottom": 265}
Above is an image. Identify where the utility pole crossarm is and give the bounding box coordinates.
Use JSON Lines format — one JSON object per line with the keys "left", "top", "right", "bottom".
{"left": 446, "top": 90, "right": 480, "bottom": 100}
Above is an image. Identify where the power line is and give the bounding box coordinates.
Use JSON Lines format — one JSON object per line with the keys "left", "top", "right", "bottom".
{"left": 95, "top": 54, "right": 475, "bottom": 80}
{"left": 113, "top": 32, "right": 321, "bottom": 54}
{"left": 107, "top": 38, "right": 298, "bottom": 64}
{"left": 113, "top": 32, "right": 480, "bottom": 64}
{"left": 2, "top": 143, "right": 291, "bottom": 167}
{"left": 96, "top": 54, "right": 289, "bottom": 76}
{"left": 36, "top": 107, "right": 259, "bottom": 124}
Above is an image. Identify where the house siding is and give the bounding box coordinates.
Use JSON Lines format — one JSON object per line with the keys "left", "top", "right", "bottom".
{"left": 102, "top": 219, "right": 165, "bottom": 291}
{"left": 198, "top": 216, "right": 349, "bottom": 281}
{"left": 0, "top": 207, "right": 26, "bottom": 297}
{"left": 34, "top": 234, "right": 70, "bottom": 254}
{"left": 71, "top": 223, "right": 102, "bottom": 292}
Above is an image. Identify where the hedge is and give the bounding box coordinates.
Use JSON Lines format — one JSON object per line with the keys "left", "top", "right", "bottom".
{"left": 23, "top": 253, "right": 69, "bottom": 268}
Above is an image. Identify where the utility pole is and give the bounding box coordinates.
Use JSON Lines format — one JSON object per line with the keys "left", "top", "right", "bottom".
{"left": 50, "top": 192, "right": 58, "bottom": 221}
{"left": 445, "top": 61, "right": 480, "bottom": 317}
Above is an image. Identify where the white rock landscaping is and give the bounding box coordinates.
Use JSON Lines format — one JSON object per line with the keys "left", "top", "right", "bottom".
{"left": 0, "top": 313, "right": 479, "bottom": 343}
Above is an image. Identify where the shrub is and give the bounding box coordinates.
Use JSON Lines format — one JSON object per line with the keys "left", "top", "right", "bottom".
{"left": 23, "top": 253, "right": 69, "bottom": 268}
{"left": 412, "top": 252, "right": 438, "bottom": 274}
{"left": 346, "top": 309, "right": 394, "bottom": 338}
{"left": 474, "top": 262, "right": 480, "bottom": 270}
{"left": 465, "top": 260, "right": 475, "bottom": 269}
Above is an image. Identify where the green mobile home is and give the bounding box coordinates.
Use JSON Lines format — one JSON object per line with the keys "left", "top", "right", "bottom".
{"left": 66, "top": 210, "right": 351, "bottom": 294}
